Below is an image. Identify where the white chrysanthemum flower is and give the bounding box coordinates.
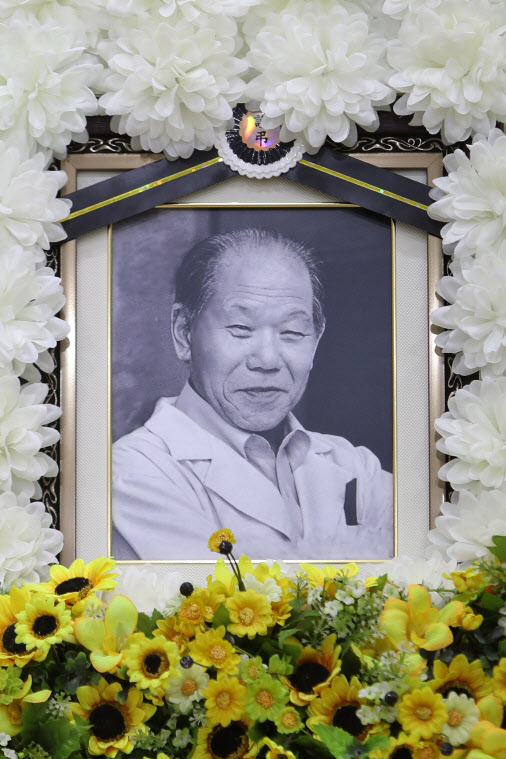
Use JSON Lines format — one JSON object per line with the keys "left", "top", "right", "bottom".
{"left": 243, "top": 573, "right": 282, "bottom": 603}
{"left": 442, "top": 693, "right": 480, "bottom": 746}
{"left": 166, "top": 663, "right": 209, "bottom": 713}
{"left": 247, "top": 0, "right": 394, "bottom": 150}
{"left": 383, "top": 0, "right": 442, "bottom": 20}
{"left": 0, "top": 245, "right": 69, "bottom": 377}
{"left": 432, "top": 247, "right": 506, "bottom": 379}
{"left": 0, "top": 13, "right": 102, "bottom": 158}
{"left": 429, "top": 486, "right": 506, "bottom": 563}
{"left": 0, "top": 491, "right": 63, "bottom": 590}
{"left": 0, "top": 376, "right": 61, "bottom": 498}
{"left": 428, "top": 129, "right": 506, "bottom": 258}
{"left": 435, "top": 378, "right": 506, "bottom": 491}
{"left": 0, "top": 146, "right": 70, "bottom": 250}
{"left": 99, "top": 17, "right": 247, "bottom": 159}
{"left": 100, "top": 0, "right": 261, "bottom": 24}
{"left": 388, "top": 0, "right": 506, "bottom": 144}
{"left": 374, "top": 550, "right": 457, "bottom": 607}
{"left": 105, "top": 565, "right": 183, "bottom": 615}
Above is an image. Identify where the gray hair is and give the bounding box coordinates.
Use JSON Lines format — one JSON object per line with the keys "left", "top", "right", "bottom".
{"left": 174, "top": 228, "right": 325, "bottom": 333}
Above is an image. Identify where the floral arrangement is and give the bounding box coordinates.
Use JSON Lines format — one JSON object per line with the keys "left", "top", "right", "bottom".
{"left": 1, "top": 531, "right": 506, "bottom": 759}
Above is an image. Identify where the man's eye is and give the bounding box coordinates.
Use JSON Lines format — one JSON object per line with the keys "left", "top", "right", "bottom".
{"left": 226, "top": 325, "right": 252, "bottom": 337}
{"left": 281, "top": 331, "right": 306, "bottom": 340}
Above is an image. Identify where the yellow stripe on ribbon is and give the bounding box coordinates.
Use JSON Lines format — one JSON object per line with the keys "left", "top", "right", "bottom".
{"left": 59, "top": 157, "right": 224, "bottom": 222}
{"left": 299, "top": 159, "right": 428, "bottom": 212}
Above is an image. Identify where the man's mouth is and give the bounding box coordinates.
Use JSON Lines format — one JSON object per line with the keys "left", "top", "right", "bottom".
{"left": 237, "top": 387, "right": 288, "bottom": 400}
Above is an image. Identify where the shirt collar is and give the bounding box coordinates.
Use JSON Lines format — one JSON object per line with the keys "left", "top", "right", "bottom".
{"left": 174, "top": 381, "right": 308, "bottom": 462}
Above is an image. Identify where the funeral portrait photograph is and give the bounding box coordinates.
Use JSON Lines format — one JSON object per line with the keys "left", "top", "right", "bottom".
{"left": 110, "top": 205, "right": 395, "bottom": 561}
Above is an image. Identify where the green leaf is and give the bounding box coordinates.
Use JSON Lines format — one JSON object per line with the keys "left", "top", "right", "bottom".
{"left": 137, "top": 609, "right": 164, "bottom": 637}
{"left": 499, "top": 638, "right": 506, "bottom": 657}
{"left": 479, "top": 592, "right": 504, "bottom": 611}
{"left": 340, "top": 646, "right": 362, "bottom": 679}
{"left": 278, "top": 627, "right": 298, "bottom": 646}
{"left": 212, "top": 604, "right": 231, "bottom": 629}
{"left": 22, "top": 704, "right": 89, "bottom": 759}
{"left": 290, "top": 734, "right": 335, "bottom": 759}
{"left": 488, "top": 536, "right": 506, "bottom": 562}
{"left": 282, "top": 643, "right": 302, "bottom": 662}
{"left": 373, "top": 574, "right": 388, "bottom": 592}
{"left": 362, "top": 735, "right": 391, "bottom": 752}
{"left": 313, "top": 724, "right": 355, "bottom": 758}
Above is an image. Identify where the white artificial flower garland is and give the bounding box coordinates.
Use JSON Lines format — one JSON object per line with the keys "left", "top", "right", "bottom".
{"left": 0, "top": 0, "right": 504, "bottom": 588}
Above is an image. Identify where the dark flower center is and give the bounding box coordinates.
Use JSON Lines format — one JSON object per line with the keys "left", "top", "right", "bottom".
{"left": 332, "top": 704, "right": 364, "bottom": 737}
{"left": 89, "top": 703, "right": 127, "bottom": 742}
{"left": 289, "top": 661, "right": 330, "bottom": 693}
{"left": 55, "top": 577, "right": 92, "bottom": 596}
{"left": 2, "top": 623, "right": 27, "bottom": 655}
{"left": 209, "top": 722, "right": 249, "bottom": 759}
{"left": 438, "top": 682, "right": 472, "bottom": 698}
{"left": 32, "top": 614, "right": 58, "bottom": 638}
{"left": 143, "top": 652, "right": 165, "bottom": 676}
{"left": 391, "top": 749, "right": 413, "bottom": 759}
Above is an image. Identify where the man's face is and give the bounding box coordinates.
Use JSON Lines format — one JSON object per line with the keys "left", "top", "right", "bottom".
{"left": 182, "top": 247, "right": 323, "bottom": 432}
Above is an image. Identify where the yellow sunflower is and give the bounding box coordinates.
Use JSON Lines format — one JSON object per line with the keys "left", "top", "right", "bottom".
{"left": 41, "top": 557, "right": 118, "bottom": 616}
{"left": 203, "top": 674, "right": 248, "bottom": 727}
{"left": 261, "top": 737, "right": 296, "bottom": 759}
{"left": 370, "top": 731, "right": 421, "bottom": 759}
{"left": 176, "top": 595, "right": 208, "bottom": 638}
{"left": 431, "top": 654, "right": 493, "bottom": 700}
{"left": 0, "top": 587, "right": 45, "bottom": 667}
{"left": 492, "top": 659, "right": 506, "bottom": 702}
{"left": 123, "top": 633, "right": 180, "bottom": 705}
{"left": 189, "top": 626, "right": 241, "bottom": 674}
{"left": 307, "top": 674, "right": 367, "bottom": 739}
{"left": 193, "top": 719, "right": 254, "bottom": 759}
{"left": 70, "top": 678, "right": 156, "bottom": 758}
{"left": 208, "top": 529, "right": 236, "bottom": 554}
{"left": 398, "top": 686, "right": 448, "bottom": 740}
{"left": 225, "top": 590, "right": 273, "bottom": 639}
{"left": 14, "top": 594, "right": 74, "bottom": 657}
{"left": 281, "top": 635, "right": 342, "bottom": 706}
{"left": 153, "top": 616, "right": 188, "bottom": 654}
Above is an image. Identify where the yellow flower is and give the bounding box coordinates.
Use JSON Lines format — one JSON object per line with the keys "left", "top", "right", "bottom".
{"left": 153, "top": 616, "right": 188, "bottom": 654}
{"left": 282, "top": 635, "right": 342, "bottom": 706}
{"left": 14, "top": 594, "right": 74, "bottom": 657}
{"left": 74, "top": 594, "right": 138, "bottom": 673}
{"left": 193, "top": 720, "right": 253, "bottom": 759}
{"left": 194, "top": 587, "right": 227, "bottom": 623}
{"left": 225, "top": 590, "right": 273, "bottom": 639}
{"left": 449, "top": 568, "right": 488, "bottom": 596}
{"left": 208, "top": 529, "right": 236, "bottom": 553}
{"left": 381, "top": 585, "right": 464, "bottom": 651}
{"left": 398, "top": 686, "right": 448, "bottom": 740}
{"left": 370, "top": 731, "right": 421, "bottom": 759}
{"left": 307, "top": 675, "right": 367, "bottom": 739}
{"left": 188, "top": 626, "right": 241, "bottom": 674}
{"left": 478, "top": 694, "right": 503, "bottom": 728}
{"left": 0, "top": 674, "right": 50, "bottom": 737}
{"left": 300, "top": 562, "right": 359, "bottom": 589}
{"left": 469, "top": 720, "right": 506, "bottom": 759}
{"left": 262, "top": 737, "right": 296, "bottom": 759}
{"left": 123, "top": 633, "right": 180, "bottom": 704}
{"left": 493, "top": 659, "right": 506, "bottom": 702}
{"left": 203, "top": 674, "right": 248, "bottom": 727}
{"left": 40, "top": 557, "right": 118, "bottom": 616}
{"left": 176, "top": 595, "right": 208, "bottom": 638}
{"left": 0, "top": 587, "right": 46, "bottom": 667}
{"left": 431, "top": 654, "right": 493, "bottom": 700}
{"left": 457, "top": 606, "right": 483, "bottom": 631}
{"left": 70, "top": 678, "right": 155, "bottom": 758}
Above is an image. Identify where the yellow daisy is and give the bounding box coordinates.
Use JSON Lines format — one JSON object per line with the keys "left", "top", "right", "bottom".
{"left": 70, "top": 678, "right": 156, "bottom": 758}
{"left": 398, "top": 686, "right": 448, "bottom": 740}
{"left": 193, "top": 719, "right": 253, "bottom": 759}
{"left": 176, "top": 595, "right": 208, "bottom": 638}
{"left": 261, "top": 737, "right": 296, "bottom": 759}
{"left": 492, "top": 659, "right": 506, "bottom": 702}
{"left": 41, "top": 557, "right": 118, "bottom": 616}
{"left": 194, "top": 586, "right": 228, "bottom": 623}
{"left": 189, "top": 626, "right": 241, "bottom": 674}
{"left": 225, "top": 590, "right": 273, "bottom": 639}
{"left": 153, "top": 616, "right": 188, "bottom": 654}
{"left": 307, "top": 675, "right": 367, "bottom": 739}
{"left": 123, "top": 633, "right": 180, "bottom": 704}
{"left": 203, "top": 674, "right": 248, "bottom": 727}
{"left": 371, "top": 731, "right": 421, "bottom": 759}
{"left": 208, "top": 529, "right": 236, "bottom": 554}
{"left": 282, "top": 635, "right": 342, "bottom": 706}
{"left": 14, "top": 594, "right": 74, "bottom": 657}
{"left": 431, "top": 654, "right": 493, "bottom": 700}
{"left": 0, "top": 588, "right": 45, "bottom": 667}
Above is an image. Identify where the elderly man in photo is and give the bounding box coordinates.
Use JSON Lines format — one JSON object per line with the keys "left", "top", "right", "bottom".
{"left": 112, "top": 228, "right": 393, "bottom": 560}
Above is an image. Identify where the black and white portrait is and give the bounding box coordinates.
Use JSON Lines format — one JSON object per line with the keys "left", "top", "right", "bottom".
{"left": 110, "top": 206, "right": 394, "bottom": 560}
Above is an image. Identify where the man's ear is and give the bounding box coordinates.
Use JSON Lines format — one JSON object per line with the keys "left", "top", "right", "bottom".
{"left": 171, "top": 303, "right": 192, "bottom": 361}
{"left": 310, "top": 319, "right": 325, "bottom": 367}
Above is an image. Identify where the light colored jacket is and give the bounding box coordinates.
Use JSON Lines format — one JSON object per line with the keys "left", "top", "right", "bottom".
{"left": 112, "top": 396, "right": 393, "bottom": 561}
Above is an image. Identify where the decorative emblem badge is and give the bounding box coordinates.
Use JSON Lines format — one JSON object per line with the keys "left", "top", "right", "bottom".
{"left": 215, "top": 104, "right": 305, "bottom": 179}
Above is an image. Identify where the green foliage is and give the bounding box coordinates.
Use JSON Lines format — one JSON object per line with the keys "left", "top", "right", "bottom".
{"left": 212, "top": 604, "right": 231, "bottom": 629}
{"left": 21, "top": 703, "right": 89, "bottom": 759}
{"left": 137, "top": 609, "right": 164, "bottom": 637}
{"left": 488, "top": 536, "right": 506, "bottom": 563}
{"left": 313, "top": 724, "right": 390, "bottom": 759}
{"left": 479, "top": 591, "right": 504, "bottom": 611}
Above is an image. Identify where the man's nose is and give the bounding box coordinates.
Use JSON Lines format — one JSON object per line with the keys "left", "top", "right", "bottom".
{"left": 246, "top": 332, "right": 282, "bottom": 372}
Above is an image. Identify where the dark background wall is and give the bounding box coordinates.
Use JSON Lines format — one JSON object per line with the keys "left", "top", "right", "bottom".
{"left": 111, "top": 205, "right": 393, "bottom": 471}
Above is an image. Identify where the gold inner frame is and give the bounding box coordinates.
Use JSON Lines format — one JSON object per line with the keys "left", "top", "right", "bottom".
{"left": 59, "top": 151, "right": 444, "bottom": 566}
